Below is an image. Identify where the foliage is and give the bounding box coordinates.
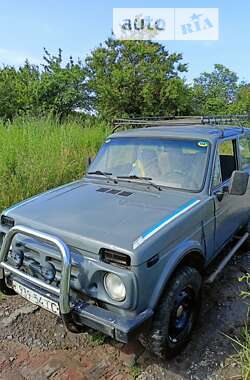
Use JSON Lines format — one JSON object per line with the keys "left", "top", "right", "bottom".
{"left": 0, "top": 42, "right": 249, "bottom": 120}
{"left": 228, "top": 84, "right": 250, "bottom": 114}
{"left": 191, "top": 64, "right": 249, "bottom": 115}
{"left": 226, "top": 274, "right": 250, "bottom": 379}
{"left": 0, "top": 64, "right": 39, "bottom": 121}
{"left": 128, "top": 363, "right": 142, "bottom": 379}
{"left": 226, "top": 323, "right": 250, "bottom": 380}
{"left": 0, "top": 291, "right": 5, "bottom": 301}
{"left": 239, "top": 325, "right": 250, "bottom": 380}
{"left": 0, "top": 50, "right": 87, "bottom": 121}
{"left": 90, "top": 332, "right": 106, "bottom": 346}
{"left": 0, "top": 116, "right": 108, "bottom": 213}
{"left": 38, "top": 49, "right": 88, "bottom": 119}
{"left": 85, "top": 38, "right": 190, "bottom": 119}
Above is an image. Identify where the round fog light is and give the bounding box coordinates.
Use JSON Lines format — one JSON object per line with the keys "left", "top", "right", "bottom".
{"left": 104, "top": 273, "right": 126, "bottom": 301}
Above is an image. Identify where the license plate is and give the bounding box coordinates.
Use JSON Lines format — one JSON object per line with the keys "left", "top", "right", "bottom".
{"left": 12, "top": 280, "right": 60, "bottom": 315}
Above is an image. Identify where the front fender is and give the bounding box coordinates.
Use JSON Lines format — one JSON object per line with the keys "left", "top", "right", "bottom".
{"left": 148, "top": 240, "right": 205, "bottom": 310}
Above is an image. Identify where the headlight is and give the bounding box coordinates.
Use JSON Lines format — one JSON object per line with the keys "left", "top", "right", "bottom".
{"left": 104, "top": 273, "right": 126, "bottom": 301}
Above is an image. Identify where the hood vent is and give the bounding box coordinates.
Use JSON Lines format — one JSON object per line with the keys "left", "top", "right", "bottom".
{"left": 96, "top": 188, "right": 133, "bottom": 197}
{"left": 118, "top": 191, "right": 133, "bottom": 197}
{"left": 107, "top": 189, "right": 121, "bottom": 195}
{"left": 96, "top": 187, "right": 110, "bottom": 193}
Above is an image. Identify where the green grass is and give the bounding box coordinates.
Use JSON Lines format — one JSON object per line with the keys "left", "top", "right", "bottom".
{"left": 0, "top": 292, "right": 5, "bottom": 301}
{"left": 239, "top": 326, "right": 250, "bottom": 380}
{"left": 90, "top": 331, "right": 106, "bottom": 346}
{"left": 0, "top": 117, "right": 109, "bottom": 213}
{"left": 128, "top": 363, "right": 142, "bottom": 379}
{"left": 228, "top": 275, "right": 250, "bottom": 380}
{"left": 226, "top": 325, "right": 250, "bottom": 380}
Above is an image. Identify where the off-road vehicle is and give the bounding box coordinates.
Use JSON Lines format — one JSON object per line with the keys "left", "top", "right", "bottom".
{"left": 1, "top": 116, "right": 250, "bottom": 357}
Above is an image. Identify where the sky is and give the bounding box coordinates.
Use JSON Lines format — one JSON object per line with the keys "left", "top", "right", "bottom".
{"left": 0, "top": 0, "right": 249, "bottom": 83}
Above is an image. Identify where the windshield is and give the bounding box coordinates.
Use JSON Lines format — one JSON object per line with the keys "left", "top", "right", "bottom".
{"left": 88, "top": 137, "right": 209, "bottom": 191}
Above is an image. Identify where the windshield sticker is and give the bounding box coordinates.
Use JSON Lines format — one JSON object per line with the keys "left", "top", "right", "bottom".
{"left": 133, "top": 199, "right": 201, "bottom": 249}
{"left": 198, "top": 141, "right": 209, "bottom": 148}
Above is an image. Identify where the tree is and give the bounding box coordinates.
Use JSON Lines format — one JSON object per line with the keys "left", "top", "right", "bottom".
{"left": 85, "top": 38, "right": 190, "bottom": 119}
{"left": 37, "top": 49, "right": 88, "bottom": 119}
{"left": 0, "top": 67, "right": 19, "bottom": 121}
{"left": 15, "top": 61, "right": 40, "bottom": 115}
{"left": 229, "top": 83, "right": 250, "bottom": 114}
{"left": 191, "top": 64, "right": 239, "bottom": 115}
{"left": 0, "top": 49, "right": 88, "bottom": 121}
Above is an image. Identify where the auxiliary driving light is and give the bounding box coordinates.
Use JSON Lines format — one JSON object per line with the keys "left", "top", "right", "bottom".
{"left": 10, "top": 250, "right": 24, "bottom": 268}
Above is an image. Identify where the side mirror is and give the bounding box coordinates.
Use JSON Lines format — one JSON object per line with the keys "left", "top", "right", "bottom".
{"left": 229, "top": 170, "right": 249, "bottom": 196}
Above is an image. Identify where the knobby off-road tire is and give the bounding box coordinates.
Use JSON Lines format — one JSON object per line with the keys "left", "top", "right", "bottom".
{"left": 143, "top": 266, "right": 202, "bottom": 358}
{"left": 0, "top": 270, "right": 16, "bottom": 295}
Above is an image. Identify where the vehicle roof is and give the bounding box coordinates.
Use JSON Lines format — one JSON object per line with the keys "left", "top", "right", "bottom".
{"left": 111, "top": 124, "right": 250, "bottom": 142}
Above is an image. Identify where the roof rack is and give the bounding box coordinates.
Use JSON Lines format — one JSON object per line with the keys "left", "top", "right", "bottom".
{"left": 201, "top": 114, "right": 248, "bottom": 125}
{"left": 112, "top": 114, "right": 249, "bottom": 134}
{"left": 112, "top": 116, "right": 201, "bottom": 133}
{"left": 202, "top": 114, "right": 249, "bottom": 137}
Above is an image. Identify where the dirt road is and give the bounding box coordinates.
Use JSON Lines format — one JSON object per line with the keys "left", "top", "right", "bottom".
{"left": 0, "top": 253, "right": 249, "bottom": 380}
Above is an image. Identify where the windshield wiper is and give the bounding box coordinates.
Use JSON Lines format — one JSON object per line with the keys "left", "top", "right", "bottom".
{"left": 87, "top": 170, "right": 118, "bottom": 184}
{"left": 117, "top": 175, "right": 162, "bottom": 191}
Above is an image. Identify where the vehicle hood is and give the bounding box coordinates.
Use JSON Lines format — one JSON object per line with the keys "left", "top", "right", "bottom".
{"left": 4, "top": 180, "right": 201, "bottom": 257}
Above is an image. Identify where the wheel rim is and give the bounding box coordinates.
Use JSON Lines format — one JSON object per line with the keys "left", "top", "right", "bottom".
{"left": 168, "top": 287, "right": 195, "bottom": 343}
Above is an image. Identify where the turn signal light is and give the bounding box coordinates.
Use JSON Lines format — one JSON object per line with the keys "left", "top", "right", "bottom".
{"left": 100, "top": 249, "right": 131, "bottom": 267}
{"left": 1, "top": 215, "right": 14, "bottom": 228}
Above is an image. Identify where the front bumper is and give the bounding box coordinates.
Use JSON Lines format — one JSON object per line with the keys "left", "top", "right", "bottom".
{"left": 72, "top": 299, "right": 153, "bottom": 342}
{"left": 0, "top": 225, "right": 153, "bottom": 343}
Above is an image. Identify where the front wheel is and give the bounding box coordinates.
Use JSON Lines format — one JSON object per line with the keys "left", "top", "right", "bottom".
{"left": 143, "top": 266, "right": 202, "bottom": 358}
{"left": 0, "top": 269, "right": 16, "bottom": 295}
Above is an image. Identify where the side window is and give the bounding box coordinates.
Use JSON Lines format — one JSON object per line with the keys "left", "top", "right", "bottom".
{"left": 212, "top": 139, "right": 237, "bottom": 188}
{"left": 212, "top": 153, "right": 222, "bottom": 188}
{"left": 239, "top": 136, "right": 250, "bottom": 169}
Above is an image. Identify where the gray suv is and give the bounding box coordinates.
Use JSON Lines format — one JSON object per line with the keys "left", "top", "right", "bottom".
{"left": 1, "top": 123, "right": 250, "bottom": 358}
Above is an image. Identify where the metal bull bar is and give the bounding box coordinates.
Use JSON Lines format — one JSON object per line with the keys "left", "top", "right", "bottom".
{"left": 0, "top": 225, "right": 78, "bottom": 331}
{"left": 0, "top": 225, "right": 154, "bottom": 341}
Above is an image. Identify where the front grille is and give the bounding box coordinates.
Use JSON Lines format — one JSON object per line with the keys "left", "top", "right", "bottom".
{"left": 1, "top": 215, "right": 14, "bottom": 228}
{"left": 7, "top": 242, "right": 79, "bottom": 289}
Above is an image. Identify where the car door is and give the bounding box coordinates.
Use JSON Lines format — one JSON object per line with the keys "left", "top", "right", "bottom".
{"left": 211, "top": 138, "right": 243, "bottom": 252}
{"left": 238, "top": 133, "right": 250, "bottom": 223}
